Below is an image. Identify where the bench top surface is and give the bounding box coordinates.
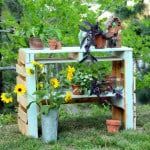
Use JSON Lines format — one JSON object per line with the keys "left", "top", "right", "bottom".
{"left": 20, "top": 46, "right": 132, "bottom": 54}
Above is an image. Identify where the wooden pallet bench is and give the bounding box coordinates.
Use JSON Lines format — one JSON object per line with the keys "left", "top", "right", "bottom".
{"left": 16, "top": 47, "right": 136, "bottom": 138}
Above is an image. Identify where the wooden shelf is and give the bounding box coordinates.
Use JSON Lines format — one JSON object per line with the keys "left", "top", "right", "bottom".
{"left": 36, "top": 57, "right": 123, "bottom": 64}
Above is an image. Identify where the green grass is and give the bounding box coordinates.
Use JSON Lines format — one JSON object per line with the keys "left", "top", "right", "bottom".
{"left": 0, "top": 104, "right": 150, "bottom": 150}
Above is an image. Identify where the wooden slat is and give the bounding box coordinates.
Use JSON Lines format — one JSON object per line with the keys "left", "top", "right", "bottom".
{"left": 17, "top": 95, "right": 27, "bottom": 109}
{"left": 18, "top": 117, "right": 28, "bottom": 135}
{"left": 18, "top": 49, "right": 26, "bottom": 64}
{"left": 17, "top": 75, "right": 26, "bottom": 86}
{"left": 112, "top": 61, "right": 124, "bottom": 124}
{"left": 16, "top": 64, "right": 26, "bottom": 77}
{"left": 18, "top": 105, "right": 28, "bottom": 123}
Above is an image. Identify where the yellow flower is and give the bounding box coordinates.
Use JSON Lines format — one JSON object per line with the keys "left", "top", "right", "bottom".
{"left": 31, "top": 61, "right": 43, "bottom": 69}
{"left": 26, "top": 68, "right": 34, "bottom": 75}
{"left": 1, "top": 93, "right": 13, "bottom": 103}
{"left": 65, "top": 91, "right": 72, "bottom": 103}
{"left": 31, "top": 61, "right": 38, "bottom": 66}
{"left": 14, "top": 84, "right": 26, "bottom": 96}
{"left": 39, "top": 64, "right": 44, "bottom": 69}
{"left": 50, "top": 78, "right": 60, "bottom": 88}
{"left": 67, "top": 72, "right": 73, "bottom": 81}
{"left": 67, "top": 65, "right": 75, "bottom": 74}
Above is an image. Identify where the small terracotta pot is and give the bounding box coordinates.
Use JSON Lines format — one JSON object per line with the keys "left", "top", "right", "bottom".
{"left": 95, "top": 35, "right": 106, "bottom": 49}
{"left": 49, "top": 39, "right": 58, "bottom": 50}
{"left": 106, "top": 119, "right": 121, "bottom": 133}
{"left": 71, "top": 84, "right": 82, "bottom": 95}
{"left": 29, "top": 37, "right": 44, "bottom": 50}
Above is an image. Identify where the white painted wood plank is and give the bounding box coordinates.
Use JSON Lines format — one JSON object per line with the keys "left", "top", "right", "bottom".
{"left": 72, "top": 92, "right": 116, "bottom": 99}
{"left": 26, "top": 55, "right": 38, "bottom": 138}
{"left": 123, "top": 51, "right": 134, "bottom": 129}
{"left": 20, "top": 47, "right": 132, "bottom": 54}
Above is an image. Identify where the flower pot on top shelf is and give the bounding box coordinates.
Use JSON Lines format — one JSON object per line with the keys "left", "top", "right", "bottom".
{"left": 106, "top": 17, "right": 122, "bottom": 48}
{"left": 29, "top": 37, "right": 44, "bottom": 50}
{"left": 48, "top": 39, "right": 62, "bottom": 50}
{"left": 95, "top": 35, "right": 106, "bottom": 49}
{"left": 106, "top": 119, "right": 121, "bottom": 133}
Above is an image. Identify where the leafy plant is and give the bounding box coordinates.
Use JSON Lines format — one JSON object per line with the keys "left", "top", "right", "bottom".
{"left": 27, "top": 62, "right": 71, "bottom": 115}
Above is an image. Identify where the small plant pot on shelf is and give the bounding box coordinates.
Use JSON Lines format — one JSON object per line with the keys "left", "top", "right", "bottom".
{"left": 29, "top": 37, "right": 44, "bottom": 50}
{"left": 48, "top": 39, "right": 62, "bottom": 50}
{"left": 71, "top": 84, "right": 82, "bottom": 95}
{"left": 106, "top": 119, "right": 121, "bottom": 133}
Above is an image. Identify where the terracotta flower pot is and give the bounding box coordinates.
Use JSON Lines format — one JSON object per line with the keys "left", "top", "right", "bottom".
{"left": 95, "top": 35, "right": 106, "bottom": 49}
{"left": 71, "top": 84, "right": 82, "bottom": 95}
{"left": 106, "top": 119, "right": 121, "bottom": 133}
{"left": 49, "top": 39, "right": 58, "bottom": 50}
{"left": 29, "top": 37, "right": 44, "bottom": 50}
{"left": 48, "top": 39, "right": 62, "bottom": 50}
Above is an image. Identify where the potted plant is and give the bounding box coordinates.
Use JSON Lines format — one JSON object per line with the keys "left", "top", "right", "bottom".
{"left": 44, "top": 28, "right": 62, "bottom": 50}
{"left": 27, "top": 61, "right": 71, "bottom": 142}
{"left": 105, "top": 17, "right": 122, "bottom": 48}
{"left": 79, "top": 21, "right": 107, "bottom": 49}
{"left": 27, "top": 26, "right": 45, "bottom": 50}
{"left": 65, "top": 65, "right": 93, "bottom": 95}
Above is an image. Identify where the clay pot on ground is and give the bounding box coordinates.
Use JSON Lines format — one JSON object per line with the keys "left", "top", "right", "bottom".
{"left": 29, "top": 37, "right": 44, "bottom": 50}
{"left": 48, "top": 39, "right": 62, "bottom": 50}
{"left": 106, "top": 119, "right": 121, "bottom": 133}
{"left": 71, "top": 84, "right": 82, "bottom": 95}
{"left": 95, "top": 35, "right": 106, "bottom": 49}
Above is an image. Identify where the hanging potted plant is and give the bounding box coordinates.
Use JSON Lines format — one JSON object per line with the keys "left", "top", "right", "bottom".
{"left": 27, "top": 61, "right": 70, "bottom": 142}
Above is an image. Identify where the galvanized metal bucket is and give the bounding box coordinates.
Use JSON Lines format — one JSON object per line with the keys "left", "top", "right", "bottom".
{"left": 41, "top": 108, "right": 58, "bottom": 142}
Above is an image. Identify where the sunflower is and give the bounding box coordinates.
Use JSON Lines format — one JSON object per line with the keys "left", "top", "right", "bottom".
{"left": 67, "top": 65, "right": 75, "bottom": 74}
{"left": 14, "top": 84, "right": 26, "bottom": 95}
{"left": 50, "top": 78, "right": 60, "bottom": 88}
{"left": 67, "top": 72, "right": 73, "bottom": 81}
{"left": 1, "top": 93, "right": 13, "bottom": 103}
{"left": 65, "top": 91, "right": 72, "bottom": 103}
{"left": 31, "top": 61, "right": 44, "bottom": 69}
{"left": 31, "top": 60, "right": 38, "bottom": 66}
{"left": 26, "top": 68, "right": 34, "bottom": 75}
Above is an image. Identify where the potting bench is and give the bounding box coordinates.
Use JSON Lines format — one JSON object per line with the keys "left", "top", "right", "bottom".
{"left": 16, "top": 47, "right": 136, "bottom": 138}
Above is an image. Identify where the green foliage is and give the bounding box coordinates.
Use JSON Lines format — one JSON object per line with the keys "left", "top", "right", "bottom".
{"left": 0, "top": 104, "right": 150, "bottom": 149}
{"left": 137, "top": 73, "right": 150, "bottom": 89}
{"left": 0, "top": 113, "right": 16, "bottom": 125}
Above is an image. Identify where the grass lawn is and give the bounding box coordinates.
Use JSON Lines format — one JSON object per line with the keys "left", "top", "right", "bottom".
{"left": 0, "top": 104, "right": 150, "bottom": 150}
